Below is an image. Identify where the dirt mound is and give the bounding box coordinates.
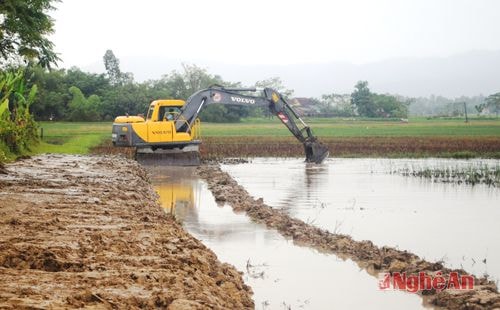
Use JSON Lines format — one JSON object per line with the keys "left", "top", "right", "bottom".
{"left": 198, "top": 164, "right": 500, "bottom": 310}
{"left": 0, "top": 155, "right": 253, "bottom": 309}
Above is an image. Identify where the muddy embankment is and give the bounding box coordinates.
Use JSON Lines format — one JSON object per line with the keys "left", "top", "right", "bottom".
{"left": 198, "top": 164, "right": 500, "bottom": 309}
{"left": 200, "top": 136, "right": 500, "bottom": 159}
{"left": 0, "top": 155, "right": 253, "bottom": 309}
{"left": 91, "top": 136, "right": 500, "bottom": 160}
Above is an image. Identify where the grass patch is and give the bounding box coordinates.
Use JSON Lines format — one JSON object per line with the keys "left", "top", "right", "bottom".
{"left": 32, "top": 122, "right": 110, "bottom": 154}
{"left": 449, "top": 151, "right": 477, "bottom": 159}
{"left": 397, "top": 165, "right": 500, "bottom": 186}
{"left": 203, "top": 117, "right": 500, "bottom": 137}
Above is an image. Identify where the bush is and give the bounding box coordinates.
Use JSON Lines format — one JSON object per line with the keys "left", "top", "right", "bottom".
{"left": 0, "top": 70, "right": 39, "bottom": 163}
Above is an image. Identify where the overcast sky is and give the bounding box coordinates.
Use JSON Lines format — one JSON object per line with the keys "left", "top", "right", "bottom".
{"left": 50, "top": 0, "right": 500, "bottom": 68}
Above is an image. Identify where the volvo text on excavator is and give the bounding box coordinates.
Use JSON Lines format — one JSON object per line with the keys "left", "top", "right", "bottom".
{"left": 112, "top": 86, "right": 329, "bottom": 165}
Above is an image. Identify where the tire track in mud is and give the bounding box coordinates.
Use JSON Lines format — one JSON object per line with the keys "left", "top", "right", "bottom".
{"left": 0, "top": 155, "right": 253, "bottom": 309}
{"left": 198, "top": 164, "right": 500, "bottom": 310}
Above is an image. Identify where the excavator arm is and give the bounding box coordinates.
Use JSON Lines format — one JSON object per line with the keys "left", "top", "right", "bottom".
{"left": 175, "top": 86, "right": 329, "bottom": 163}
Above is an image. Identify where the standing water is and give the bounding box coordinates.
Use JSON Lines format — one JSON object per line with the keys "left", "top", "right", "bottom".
{"left": 223, "top": 158, "right": 500, "bottom": 283}
{"left": 149, "top": 166, "right": 430, "bottom": 309}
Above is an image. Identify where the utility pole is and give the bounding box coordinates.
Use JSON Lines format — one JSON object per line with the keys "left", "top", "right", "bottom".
{"left": 464, "top": 102, "right": 468, "bottom": 123}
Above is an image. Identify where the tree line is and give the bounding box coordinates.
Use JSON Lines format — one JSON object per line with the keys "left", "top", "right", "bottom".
{"left": 27, "top": 54, "right": 500, "bottom": 123}
{"left": 319, "top": 83, "right": 499, "bottom": 119}
{"left": 30, "top": 50, "right": 500, "bottom": 122}
{"left": 26, "top": 54, "right": 271, "bottom": 123}
{"left": 22, "top": 52, "right": 413, "bottom": 122}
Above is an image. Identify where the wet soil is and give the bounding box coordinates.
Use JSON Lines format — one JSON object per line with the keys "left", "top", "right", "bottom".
{"left": 198, "top": 164, "right": 500, "bottom": 310}
{"left": 91, "top": 142, "right": 135, "bottom": 159}
{"left": 0, "top": 155, "right": 253, "bottom": 309}
{"left": 200, "top": 136, "right": 500, "bottom": 159}
{"left": 0, "top": 163, "right": 7, "bottom": 174}
{"left": 91, "top": 136, "right": 500, "bottom": 161}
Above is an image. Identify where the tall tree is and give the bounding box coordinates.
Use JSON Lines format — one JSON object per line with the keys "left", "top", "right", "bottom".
{"left": 103, "top": 50, "right": 123, "bottom": 85}
{"left": 371, "top": 94, "right": 408, "bottom": 118}
{"left": 28, "top": 66, "right": 67, "bottom": 120}
{"left": 485, "top": 92, "right": 500, "bottom": 117}
{"left": 351, "top": 81, "right": 373, "bottom": 117}
{"left": 0, "top": 0, "right": 59, "bottom": 68}
{"left": 67, "top": 86, "right": 102, "bottom": 121}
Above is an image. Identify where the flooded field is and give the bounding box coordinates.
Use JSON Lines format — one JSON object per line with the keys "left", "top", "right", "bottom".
{"left": 150, "top": 166, "right": 429, "bottom": 309}
{"left": 222, "top": 158, "right": 500, "bottom": 285}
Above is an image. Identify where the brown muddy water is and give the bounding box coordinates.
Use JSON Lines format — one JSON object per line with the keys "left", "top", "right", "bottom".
{"left": 222, "top": 158, "right": 500, "bottom": 286}
{"left": 148, "top": 165, "right": 429, "bottom": 309}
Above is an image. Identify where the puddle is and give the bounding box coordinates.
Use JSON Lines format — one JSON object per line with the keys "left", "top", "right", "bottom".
{"left": 149, "top": 166, "right": 429, "bottom": 309}
{"left": 222, "top": 158, "right": 500, "bottom": 283}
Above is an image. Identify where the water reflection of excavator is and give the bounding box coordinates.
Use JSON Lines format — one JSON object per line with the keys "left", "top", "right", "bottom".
{"left": 155, "top": 182, "right": 194, "bottom": 214}
{"left": 112, "top": 86, "right": 329, "bottom": 165}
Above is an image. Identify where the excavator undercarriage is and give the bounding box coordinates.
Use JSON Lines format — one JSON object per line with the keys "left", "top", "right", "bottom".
{"left": 135, "top": 145, "right": 201, "bottom": 166}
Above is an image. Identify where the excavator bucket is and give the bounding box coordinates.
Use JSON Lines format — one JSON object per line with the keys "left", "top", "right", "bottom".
{"left": 304, "top": 140, "right": 329, "bottom": 164}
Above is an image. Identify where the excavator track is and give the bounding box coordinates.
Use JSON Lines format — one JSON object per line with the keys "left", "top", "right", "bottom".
{"left": 135, "top": 145, "right": 200, "bottom": 166}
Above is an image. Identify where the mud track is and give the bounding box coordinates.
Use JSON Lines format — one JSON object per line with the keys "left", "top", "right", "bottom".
{"left": 0, "top": 155, "right": 253, "bottom": 309}
{"left": 198, "top": 164, "right": 500, "bottom": 309}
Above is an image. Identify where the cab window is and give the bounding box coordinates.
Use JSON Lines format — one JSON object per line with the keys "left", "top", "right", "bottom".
{"left": 146, "top": 105, "right": 154, "bottom": 120}
{"left": 158, "top": 106, "right": 181, "bottom": 121}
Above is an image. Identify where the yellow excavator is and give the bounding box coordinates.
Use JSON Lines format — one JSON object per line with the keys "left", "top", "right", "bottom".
{"left": 112, "top": 86, "right": 328, "bottom": 165}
